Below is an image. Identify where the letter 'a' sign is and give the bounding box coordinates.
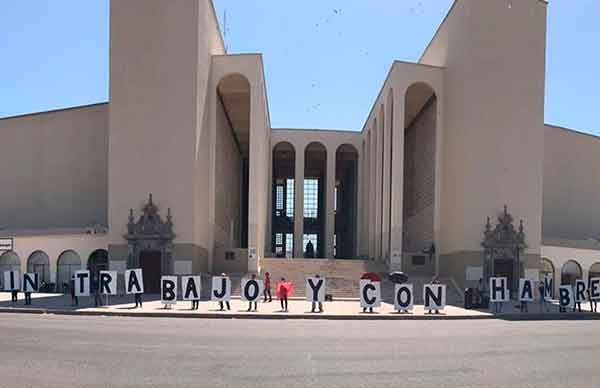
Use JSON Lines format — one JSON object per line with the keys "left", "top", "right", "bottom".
{"left": 489, "top": 277, "right": 510, "bottom": 303}
{"left": 182, "top": 276, "right": 201, "bottom": 301}
{"left": 360, "top": 279, "right": 381, "bottom": 308}
{"left": 423, "top": 284, "right": 446, "bottom": 311}
{"left": 518, "top": 279, "right": 534, "bottom": 302}
{"left": 241, "top": 278, "right": 263, "bottom": 302}
{"left": 394, "top": 284, "right": 413, "bottom": 311}
{"left": 161, "top": 276, "right": 178, "bottom": 305}
{"left": 125, "top": 269, "right": 144, "bottom": 294}
{"left": 23, "top": 273, "right": 39, "bottom": 293}
{"left": 306, "top": 277, "right": 326, "bottom": 302}
{"left": 3, "top": 271, "right": 20, "bottom": 291}
{"left": 74, "top": 270, "right": 91, "bottom": 297}
{"left": 559, "top": 285, "right": 574, "bottom": 309}
{"left": 211, "top": 276, "right": 231, "bottom": 301}
{"left": 99, "top": 271, "right": 118, "bottom": 295}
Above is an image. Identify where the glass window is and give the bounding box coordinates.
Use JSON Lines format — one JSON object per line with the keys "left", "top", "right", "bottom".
{"left": 286, "top": 179, "right": 295, "bottom": 218}
{"left": 303, "top": 234, "right": 318, "bottom": 252}
{"left": 285, "top": 233, "right": 294, "bottom": 256}
{"left": 275, "top": 185, "right": 284, "bottom": 211}
{"left": 304, "top": 178, "right": 319, "bottom": 218}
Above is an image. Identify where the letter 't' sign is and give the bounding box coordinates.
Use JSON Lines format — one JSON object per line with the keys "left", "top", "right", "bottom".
{"left": 161, "top": 276, "right": 178, "bottom": 305}
{"left": 359, "top": 279, "right": 381, "bottom": 308}
{"left": 306, "top": 277, "right": 326, "bottom": 302}
{"left": 74, "top": 270, "right": 91, "bottom": 297}
{"left": 99, "top": 271, "right": 118, "bottom": 295}
{"left": 125, "top": 269, "right": 144, "bottom": 294}
{"left": 211, "top": 276, "right": 231, "bottom": 301}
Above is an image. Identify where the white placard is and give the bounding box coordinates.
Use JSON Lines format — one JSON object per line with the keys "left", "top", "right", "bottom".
{"left": 22, "top": 273, "right": 39, "bottom": 293}
{"left": 359, "top": 279, "right": 381, "bottom": 308}
{"left": 74, "top": 270, "right": 90, "bottom": 297}
{"left": 161, "top": 276, "right": 178, "bottom": 305}
{"left": 394, "top": 284, "right": 414, "bottom": 311}
{"left": 466, "top": 266, "right": 483, "bottom": 281}
{"left": 543, "top": 276, "right": 554, "bottom": 300}
{"left": 574, "top": 279, "right": 587, "bottom": 303}
{"left": 558, "top": 285, "right": 574, "bottom": 309}
{"left": 125, "top": 269, "right": 144, "bottom": 294}
{"left": 182, "top": 276, "right": 202, "bottom": 301}
{"left": 590, "top": 278, "right": 600, "bottom": 301}
{"left": 423, "top": 284, "right": 446, "bottom": 310}
{"left": 3, "top": 270, "right": 20, "bottom": 291}
{"left": 306, "top": 277, "right": 326, "bottom": 302}
{"left": 99, "top": 271, "right": 118, "bottom": 295}
{"left": 518, "top": 278, "right": 534, "bottom": 302}
{"left": 241, "top": 277, "right": 264, "bottom": 302}
{"left": 211, "top": 276, "right": 231, "bottom": 301}
{"left": 489, "top": 277, "right": 510, "bottom": 303}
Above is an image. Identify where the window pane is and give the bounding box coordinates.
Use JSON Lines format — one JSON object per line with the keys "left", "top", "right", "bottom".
{"left": 286, "top": 179, "right": 295, "bottom": 218}
{"left": 276, "top": 185, "right": 284, "bottom": 210}
{"left": 304, "top": 178, "right": 319, "bottom": 218}
{"left": 303, "top": 234, "right": 318, "bottom": 252}
{"left": 285, "top": 233, "right": 294, "bottom": 256}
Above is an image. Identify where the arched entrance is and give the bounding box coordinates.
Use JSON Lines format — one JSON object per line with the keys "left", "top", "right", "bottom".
{"left": 87, "top": 249, "right": 109, "bottom": 281}
{"left": 125, "top": 194, "right": 175, "bottom": 293}
{"left": 27, "top": 251, "right": 50, "bottom": 284}
{"left": 589, "top": 262, "right": 600, "bottom": 283}
{"left": 271, "top": 141, "right": 296, "bottom": 257}
{"left": 56, "top": 250, "right": 81, "bottom": 292}
{"left": 304, "top": 142, "right": 327, "bottom": 258}
{"left": 561, "top": 260, "right": 582, "bottom": 286}
{"left": 335, "top": 144, "right": 359, "bottom": 258}
{"left": 0, "top": 251, "right": 21, "bottom": 275}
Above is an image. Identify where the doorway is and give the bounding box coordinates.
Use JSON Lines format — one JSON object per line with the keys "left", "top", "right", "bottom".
{"left": 139, "top": 250, "right": 161, "bottom": 293}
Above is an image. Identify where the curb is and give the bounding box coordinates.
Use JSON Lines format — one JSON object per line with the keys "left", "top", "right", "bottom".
{"left": 1, "top": 307, "right": 598, "bottom": 321}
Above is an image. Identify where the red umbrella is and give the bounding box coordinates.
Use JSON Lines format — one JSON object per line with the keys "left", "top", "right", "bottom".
{"left": 360, "top": 272, "right": 382, "bottom": 282}
{"left": 276, "top": 280, "right": 294, "bottom": 299}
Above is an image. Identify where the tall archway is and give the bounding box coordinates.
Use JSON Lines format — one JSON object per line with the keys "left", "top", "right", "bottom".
{"left": 589, "top": 262, "right": 600, "bottom": 283}
{"left": 271, "top": 142, "right": 296, "bottom": 257}
{"left": 539, "top": 257, "right": 555, "bottom": 284}
{"left": 56, "top": 250, "right": 81, "bottom": 292}
{"left": 403, "top": 82, "right": 437, "bottom": 273}
{"left": 561, "top": 260, "right": 582, "bottom": 286}
{"left": 304, "top": 142, "right": 327, "bottom": 258}
{"left": 216, "top": 73, "right": 251, "bottom": 255}
{"left": 0, "top": 251, "right": 20, "bottom": 276}
{"left": 27, "top": 251, "right": 50, "bottom": 284}
{"left": 335, "top": 144, "right": 359, "bottom": 258}
{"left": 87, "top": 249, "right": 109, "bottom": 280}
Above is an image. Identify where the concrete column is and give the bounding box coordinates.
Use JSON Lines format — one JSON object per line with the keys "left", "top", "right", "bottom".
{"left": 375, "top": 116, "right": 383, "bottom": 261}
{"left": 368, "top": 130, "right": 376, "bottom": 259}
{"left": 266, "top": 146, "right": 273, "bottom": 256}
{"left": 325, "top": 147, "right": 336, "bottom": 258}
{"left": 390, "top": 88, "right": 405, "bottom": 271}
{"left": 293, "top": 148, "right": 305, "bottom": 258}
{"left": 356, "top": 146, "right": 363, "bottom": 257}
{"left": 382, "top": 100, "right": 392, "bottom": 262}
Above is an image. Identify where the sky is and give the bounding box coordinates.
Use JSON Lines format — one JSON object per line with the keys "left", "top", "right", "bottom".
{"left": 0, "top": 1, "right": 598, "bottom": 135}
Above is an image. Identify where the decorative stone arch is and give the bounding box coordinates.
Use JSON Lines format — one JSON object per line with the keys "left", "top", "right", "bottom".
{"left": 561, "top": 259, "right": 583, "bottom": 286}
{"left": 589, "top": 262, "right": 600, "bottom": 282}
{"left": 87, "top": 249, "right": 109, "bottom": 280}
{"left": 303, "top": 141, "right": 327, "bottom": 258}
{"left": 539, "top": 257, "right": 555, "bottom": 282}
{"left": 271, "top": 141, "right": 296, "bottom": 257}
{"left": 0, "top": 251, "right": 21, "bottom": 274}
{"left": 27, "top": 250, "right": 51, "bottom": 284}
{"left": 335, "top": 143, "right": 360, "bottom": 258}
{"left": 56, "top": 250, "right": 82, "bottom": 292}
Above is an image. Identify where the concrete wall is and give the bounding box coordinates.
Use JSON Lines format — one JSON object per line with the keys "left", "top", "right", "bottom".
{"left": 542, "top": 125, "right": 600, "bottom": 241}
{"left": 421, "top": 0, "right": 547, "bottom": 257}
{"left": 0, "top": 104, "right": 108, "bottom": 231}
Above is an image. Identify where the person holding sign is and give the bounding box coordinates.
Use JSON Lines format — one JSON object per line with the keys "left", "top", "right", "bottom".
{"left": 306, "top": 274, "right": 325, "bottom": 313}
{"left": 125, "top": 269, "right": 144, "bottom": 308}
{"left": 489, "top": 277, "right": 510, "bottom": 314}
{"left": 243, "top": 273, "right": 262, "bottom": 312}
{"left": 212, "top": 273, "right": 231, "bottom": 311}
{"left": 277, "top": 277, "right": 294, "bottom": 312}
{"left": 23, "top": 273, "right": 38, "bottom": 306}
{"left": 518, "top": 279, "right": 534, "bottom": 313}
{"left": 182, "top": 275, "right": 201, "bottom": 310}
{"left": 4, "top": 270, "right": 20, "bottom": 304}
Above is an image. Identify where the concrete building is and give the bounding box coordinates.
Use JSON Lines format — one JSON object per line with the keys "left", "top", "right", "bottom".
{"left": 1, "top": 0, "right": 598, "bottom": 296}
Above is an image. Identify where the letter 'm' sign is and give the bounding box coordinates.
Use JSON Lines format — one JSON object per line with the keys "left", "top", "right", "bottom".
{"left": 22, "top": 273, "right": 39, "bottom": 293}
{"left": 360, "top": 279, "right": 381, "bottom": 308}
{"left": 543, "top": 276, "right": 554, "bottom": 300}
{"left": 3, "top": 270, "right": 21, "bottom": 291}
{"left": 518, "top": 279, "right": 534, "bottom": 302}
{"left": 394, "top": 284, "right": 413, "bottom": 311}
{"left": 241, "top": 277, "right": 263, "bottom": 302}
{"left": 161, "top": 276, "right": 178, "bottom": 305}
{"left": 211, "top": 276, "right": 231, "bottom": 301}
{"left": 99, "top": 271, "right": 118, "bottom": 295}
{"left": 182, "top": 276, "right": 202, "bottom": 301}
{"left": 423, "top": 284, "right": 446, "bottom": 310}
{"left": 574, "top": 279, "right": 587, "bottom": 303}
{"left": 559, "top": 285, "right": 574, "bottom": 309}
{"left": 74, "top": 270, "right": 91, "bottom": 297}
{"left": 305, "top": 277, "right": 326, "bottom": 302}
{"left": 125, "top": 269, "right": 144, "bottom": 294}
{"left": 489, "top": 277, "right": 510, "bottom": 303}
{"left": 590, "top": 278, "right": 600, "bottom": 301}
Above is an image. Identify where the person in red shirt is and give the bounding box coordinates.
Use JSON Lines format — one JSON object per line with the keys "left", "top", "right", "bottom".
{"left": 263, "top": 272, "right": 272, "bottom": 303}
{"left": 277, "top": 277, "right": 294, "bottom": 312}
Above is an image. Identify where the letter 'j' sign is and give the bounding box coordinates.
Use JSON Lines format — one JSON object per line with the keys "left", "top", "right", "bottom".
{"left": 211, "top": 276, "right": 231, "bottom": 301}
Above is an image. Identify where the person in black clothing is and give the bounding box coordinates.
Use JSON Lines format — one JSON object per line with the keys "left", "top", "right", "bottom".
{"left": 219, "top": 300, "right": 230, "bottom": 311}
{"left": 70, "top": 276, "right": 78, "bottom": 306}
{"left": 134, "top": 292, "right": 143, "bottom": 308}
{"left": 191, "top": 299, "right": 199, "bottom": 310}
{"left": 93, "top": 277, "right": 103, "bottom": 307}
{"left": 11, "top": 289, "right": 18, "bottom": 304}
{"left": 247, "top": 274, "right": 258, "bottom": 312}
{"left": 588, "top": 289, "right": 597, "bottom": 313}
{"left": 24, "top": 290, "right": 32, "bottom": 306}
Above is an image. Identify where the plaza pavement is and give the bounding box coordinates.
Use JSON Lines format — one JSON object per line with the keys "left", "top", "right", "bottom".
{"left": 0, "top": 292, "right": 598, "bottom": 320}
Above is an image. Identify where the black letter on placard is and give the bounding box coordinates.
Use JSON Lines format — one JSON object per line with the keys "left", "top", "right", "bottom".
{"left": 307, "top": 278, "right": 323, "bottom": 302}
{"left": 591, "top": 279, "right": 600, "bottom": 300}
{"left": 559, "top": 288, "right": 571, "bottom": 307}
{"left": 491, "top": 278, "right": 505, "bottom": 301}
{"left": 76, "top": 272, "right": 88, "bottom": 294}
{"left": 544, "top": 277, "right": 554, "bottom": 299}
{"left": 184, "top": 278, "right": 199, "bottom": 300}
{"left": 396, "top": 286, "right": 412, "bottom": 308}
{"left": 521, "top": 280, "right": 533, "bottom": 300}
{"left": 576, "top": 282, "right": 586, "bottom": 302}
{"left": 128, "top": 271, "right": 141, "bottom": 293}
{"left": 213, "top": 278, "right": 227, "bottom": 299}
{"left": 100, "top": 272, "right": 112, "bottom": 294}
{"left": 23, "top": 273, "right": 38, "bottom": 292}
{"left": 425, "top": 286, "right": 442, "bottom": 307}
{"left": 244, "top": 280, "right": 259, "bottom": 301}
{"left": 9, "top": 271, "right": 16, "bottom": 290}
{"left": 362, "top": 283, "right": 376, "bottom": 305}
{"left": 162, "top": 279, "right": 176, "bottom": 301}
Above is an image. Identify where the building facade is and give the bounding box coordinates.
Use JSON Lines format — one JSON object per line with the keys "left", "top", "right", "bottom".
{"left": 1, "top": 0, "right": 599, "bottom": 295}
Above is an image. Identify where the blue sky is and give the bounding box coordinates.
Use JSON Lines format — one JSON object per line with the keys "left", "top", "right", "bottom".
{"left": 0, "top": 1, "right": 598, "bottom": 135}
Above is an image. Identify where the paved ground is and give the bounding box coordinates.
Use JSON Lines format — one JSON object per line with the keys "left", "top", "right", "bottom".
{"left": 0, "top": 313, "right": 599, "bottom": 388}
